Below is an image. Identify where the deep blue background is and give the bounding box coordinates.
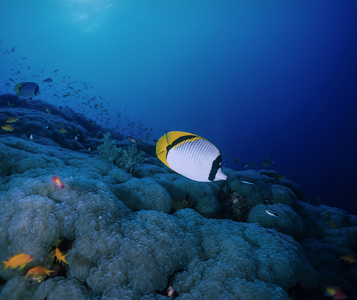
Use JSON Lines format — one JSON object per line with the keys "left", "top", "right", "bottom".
{"left": 1, "top": 1, "right": 357, "bottom": 214}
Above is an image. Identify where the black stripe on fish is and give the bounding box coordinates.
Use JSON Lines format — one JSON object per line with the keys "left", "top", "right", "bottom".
{"left": 209, "top": 154, "right": 223, "bottom": 181}
{"left": 166, "top": 135, "right": 197, "bottom": 153}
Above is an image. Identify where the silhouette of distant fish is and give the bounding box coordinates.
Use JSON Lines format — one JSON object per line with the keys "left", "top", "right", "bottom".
{"left": 6, "top": 117, "right": 19, "bottom": 123}
{"left": 127, "top": 136, "right": 136, "bottom": 143}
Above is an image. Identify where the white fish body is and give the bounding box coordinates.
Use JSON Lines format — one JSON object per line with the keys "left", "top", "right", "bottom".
{"left": 240, "top": 180, "right": 255, "bottom": 185}
{"left": 156, "top": 131, "right": 227, "bottom": 182}
{"left": 265, "top": 209, "right": 278, "bottom": 217}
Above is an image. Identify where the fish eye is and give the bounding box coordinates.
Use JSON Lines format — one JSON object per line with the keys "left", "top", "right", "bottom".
{"left": 29, "top": 256, "right": 33, "bottom": 259}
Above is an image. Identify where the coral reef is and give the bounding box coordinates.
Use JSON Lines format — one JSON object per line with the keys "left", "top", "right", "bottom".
{"left": 0, "top": 135, "right": 356, "bottom": 300}
{"left": 1, "top": 96, "right": 357, "bottom": 299}
{"left": 0, "top": 93, "right": 105, "bottom": 152}
{"left": 98, "top": 132, "right": 146, "bottom": 172}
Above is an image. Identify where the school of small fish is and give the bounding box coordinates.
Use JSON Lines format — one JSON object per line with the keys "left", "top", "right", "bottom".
{"left": 1, "top": 41, "right": 156, "bottom": 144}
{"left": 1, "top": 45, "right": 154, "bottom": 142}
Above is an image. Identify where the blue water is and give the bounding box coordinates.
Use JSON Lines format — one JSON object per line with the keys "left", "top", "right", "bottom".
{"left": 1, "top": 0, "right": 357, "bottom": 214}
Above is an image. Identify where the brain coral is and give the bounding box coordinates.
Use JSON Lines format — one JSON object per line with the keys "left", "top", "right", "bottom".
{"left": 157, "top": 175, "right": 221, "bottom": 215}
{"left": 247, "top": 203, "right": 305, "bottom": 239}
{"left": 111, "top": 177, "right": 172, "bottom": 213}
{"left": 1, "top": 136, "right": 356, "bottom": 299}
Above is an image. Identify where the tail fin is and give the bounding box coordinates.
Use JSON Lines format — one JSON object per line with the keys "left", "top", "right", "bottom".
{"left": 59, "top": 253, "right": 69, "bottom": 264}
{"left": 3, "top": 260, "right": 8, "bottom": 270}
{"left": 62, "top": 254, "right": 69, "bottom": 264}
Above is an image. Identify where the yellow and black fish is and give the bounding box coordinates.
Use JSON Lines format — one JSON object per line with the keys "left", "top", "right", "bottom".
{"left": 14, "top": 82, "right": 40, "bottom": 98}
{"left": 156, "top": 131, "right": 227, "bottom": 182}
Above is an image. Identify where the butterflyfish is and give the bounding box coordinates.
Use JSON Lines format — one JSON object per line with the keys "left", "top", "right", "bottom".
{"left": 13, "top": 82, "right": 40, "bottom": 98}
{"left": 156, "top": 131, "right": 227, "bottom": 182}
{"left": 3, "top": 253, "right": 33, "bottom": 270}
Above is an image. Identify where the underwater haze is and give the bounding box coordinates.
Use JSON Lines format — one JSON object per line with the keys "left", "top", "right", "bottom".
{"left": 2, "top": 1, "right": 357, "bottom": 299}
{"left": 1, "top": 1, "right": 357, "bottom": 213}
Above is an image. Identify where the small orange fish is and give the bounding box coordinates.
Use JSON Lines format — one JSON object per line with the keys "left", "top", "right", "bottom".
{"left": 339, "top": 255, "right": 356, "bottom": 264}
{"left": 325, "top": 286, "right": 347, "bottom": 299}
{"left": 3, "top": 253, "right": 33, "bottom": 270}
{"left": 52, "top": 175, "right": 66, "bottom": 189}
{"left": 2, "top": 125, "right": 14, "bottom": 132}
{"left": 6, "top": 117, "right": 19, "bottom": 123}
{"left": 26, "top": 266, "right": 53, "bottom": 277}
{"left": 53, "top": 248, "right": 69, "bottom": 264}
{"left": 59, "top": 128, "right": 67, "bottom": 133}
